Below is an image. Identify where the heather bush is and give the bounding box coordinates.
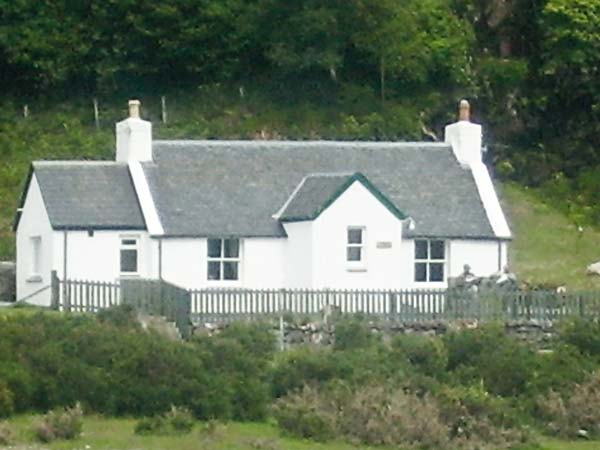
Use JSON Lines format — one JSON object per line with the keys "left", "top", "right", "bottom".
{"left": 537, "top": 370, "right": 600, "bottom": 438}
{"left": 392, "top": 334, "right": 448, "bottom": 378}
{"left": 271, "top": 385, "right": 337, "bottom": 441}
{"left": 333, "top": 316, "right": 379, "bottom": 350}
{"left": 96, "top": 303, "right": 139, "bottom": 329}
{"left": 134, "top": 406, "right": 194, "bottom": 435}
{"left": 0, "top": 382, "right": 14, "bottom": 418}
{"left": 33, "top": 403, "right": 83, "bottom": 442}
{"left": 556, "top": 318, "right": 600, "bottom": 359}
{"left": 270, "top": 346, "right": 346, "bottom": 397}
{"left": 444, "top": 325, "right": 537, "bottom": 397}
{"left": 0, "top": 422, "right": 12, "bottom": 446}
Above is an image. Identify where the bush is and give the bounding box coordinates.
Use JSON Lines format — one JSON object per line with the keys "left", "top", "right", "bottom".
{"left": 537, "top": 370, "right": 600, "bottom": 438}
{"left": 134, "top": 406, "right": 194, "bottom": 435}
{"left": 0, "top": 382, "right": 14, "bottom": 418}
{"left": 271, "top": 385, "right": 337, "bottom": 442}
{"left": 96, "top": 304, "right": 139, "bottom": 329}
{"left": 557, "top": 318, "right": 600, "bottom": 359}
{"left": 333, "top": 316, "right": 378, "bottom": 351}
{"left": 0, "top": 422, "right": 12, "bottom": 446}
{"left": 270, "top": 346, "right": 347, "bottom": 398}
{"left": 444, "top": 325, "right": 538, "bottom": 397}
{"left": 392, "top": 334, "right": 448, "bottom": 378}
{"left": 34, "top": 403, "right": 83, "bottom": 442}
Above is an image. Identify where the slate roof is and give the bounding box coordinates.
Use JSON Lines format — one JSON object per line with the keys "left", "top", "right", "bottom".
{"left": 143, "top": 140, "right": 496, "bottom": 239}
{"left": 25, "top": 162, "right": 145, "bottom": 230}
{"left": 278, "top": 172, "right": 406, "bottom": 222}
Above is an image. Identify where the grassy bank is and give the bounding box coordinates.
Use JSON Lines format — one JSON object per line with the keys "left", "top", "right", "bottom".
{"left": 1, "top": 414, "right": 596, "bottom": 450}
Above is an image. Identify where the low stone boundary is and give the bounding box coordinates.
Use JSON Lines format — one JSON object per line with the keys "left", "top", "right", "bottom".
{"left": 194, "top": 318, "right": 560, "bottom": 349}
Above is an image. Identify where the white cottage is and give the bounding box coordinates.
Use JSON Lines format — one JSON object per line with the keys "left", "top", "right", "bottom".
{"left": 15, "top": 100, "right": 511, "bottom": 306}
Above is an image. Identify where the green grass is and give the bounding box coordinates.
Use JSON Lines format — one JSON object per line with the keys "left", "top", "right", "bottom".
{"left": 502, "top": 182, "right": 600, "bottom": 289}
{"left": 2, "top": 415, "right": 597, "bottom": 450}
{"left": 4, "top": 415, "right": 385, "bottom": 450}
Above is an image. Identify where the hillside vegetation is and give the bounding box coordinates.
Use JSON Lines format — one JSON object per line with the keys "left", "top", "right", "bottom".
{"left": 1, "top": 90, "right": 599, "bottom": 289}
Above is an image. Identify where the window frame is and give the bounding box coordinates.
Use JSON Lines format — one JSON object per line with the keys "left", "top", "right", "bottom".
{"left": 414, "top": 239, "right": 446, "bottom": 283}
{"left": 346, "top": 226, "right": 366, "bottom": 271}
{"left": 119, "top": 235, "right": 140, "bottom": 276}
{"left": 207, "top": 238, "right": 242, "bottom": 282}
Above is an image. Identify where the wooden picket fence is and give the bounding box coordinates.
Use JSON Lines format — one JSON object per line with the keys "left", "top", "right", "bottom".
{"left": 50, "top": 272, "right": 600, "bottom": 335}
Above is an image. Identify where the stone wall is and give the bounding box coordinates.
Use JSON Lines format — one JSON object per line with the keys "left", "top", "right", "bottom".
{"left": 194, "top": 318, "right": 559, "bottom": 349}
{"left": 0, "top": 262, "right": 16, "bottom": 303}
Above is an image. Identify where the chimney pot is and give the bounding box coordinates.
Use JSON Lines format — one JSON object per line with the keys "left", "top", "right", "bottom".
{"left": 458, "top": 99, "right": 470, "bottom": 121}
{"left": 128, "top": 99, "right": 141, "bottom": 119}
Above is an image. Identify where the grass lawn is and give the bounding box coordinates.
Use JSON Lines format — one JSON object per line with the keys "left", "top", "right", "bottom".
{"left": 2, "top": 415, "right": 599, "bottom": 450}
{"left": 502, "top": 182, "right": 600, "bottom": 290}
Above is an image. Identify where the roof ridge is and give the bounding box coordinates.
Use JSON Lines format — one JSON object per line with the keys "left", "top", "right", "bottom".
{"left": 154, "top": 140, "right": 449, "bottom": 149}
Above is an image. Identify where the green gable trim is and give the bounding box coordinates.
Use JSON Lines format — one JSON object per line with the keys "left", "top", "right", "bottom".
{"left": 280, "top": 172, "right": 407, "bottom": 223}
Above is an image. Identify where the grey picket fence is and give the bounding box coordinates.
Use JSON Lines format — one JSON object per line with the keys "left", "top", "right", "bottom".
{"left": 50, "top": 272, "right": 600, "bottom": 330}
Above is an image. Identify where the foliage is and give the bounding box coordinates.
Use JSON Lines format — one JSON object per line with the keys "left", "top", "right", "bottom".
{"left": 0, "top": 421, "right": 12, "bottom": 446}
{"left": 537, "top": 371, "right": 600, "bottom": 438}
{"left": 96, "top": 303, "right": 139, "bottom": 329}
{"left": 333, "top": 316, "right": 378, "bottom": 350}
{"left": 33, "top": 403, "right": 83, "bottom": 442}
{"left": 134, "top": 406, "right": 194, "bottom": 435}
{"left": 0, "top": 382, "right": 14, "bottom": 419}
{"left": 392, "top": 334, "right": 449, "bottom": 379}
{"left": 557, "top": 318, "right": 600, "bottom": 359}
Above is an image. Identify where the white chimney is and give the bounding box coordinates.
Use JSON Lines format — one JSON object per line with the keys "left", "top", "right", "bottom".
{"left": 116, "top": 100, "right": 152, "bottom": 162}
{"left": 444, "top": 99, "right": 482, "bottom": 167}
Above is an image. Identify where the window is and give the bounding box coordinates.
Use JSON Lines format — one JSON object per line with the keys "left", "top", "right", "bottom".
{"left": 414, "top": 239, "right": 445, "bottom": 282}
{"left": 207, "top": 238, "right": 240, "bottom": 280}
{"left": 30, "top": 236, "right": 41, "bottom": 275}
{"left": 346, "top": 227, "right": 365, "bottom": 264}
{"left": 120, "top": 237, "right": 138, "bottom": 274}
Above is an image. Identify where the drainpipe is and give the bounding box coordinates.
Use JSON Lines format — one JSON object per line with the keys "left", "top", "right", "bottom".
{"left": 158, "top": 238, "right": 163, "bottom": 281}
{"left": 62, "top": 230, "right": 69, "bottom": 310}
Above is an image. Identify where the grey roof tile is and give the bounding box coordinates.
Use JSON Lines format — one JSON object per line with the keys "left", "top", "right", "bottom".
{"left": 32, "top": 162, "right": 145, "bottom": 230}
{"left": 144, "top": 140, "right": 496, "bottom": 239}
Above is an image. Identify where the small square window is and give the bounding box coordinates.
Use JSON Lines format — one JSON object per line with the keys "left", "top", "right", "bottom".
{"left": 346, "top": 227, "right": 365, "bottom": 265}
{"left": 347, "top": 247, "right": 362, "bottom": 261}
{"left": 120, "top": 237, "right": 139, "bottom": 274}
{"left": 347, "top": 229, "right": 362, "bottom": 244}
{"left": 207, "top": 238, "right": 240, "bottom": 281}
{"left": 414, "top": 240, "right": 445, "bottom": 283}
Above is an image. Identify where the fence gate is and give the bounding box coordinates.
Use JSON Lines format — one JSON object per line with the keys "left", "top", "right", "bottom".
{"left": 121, "top": 278, "right": 192, "bottom": 339}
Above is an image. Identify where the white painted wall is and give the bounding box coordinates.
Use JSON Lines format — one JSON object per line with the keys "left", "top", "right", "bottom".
{"left": 282, "top": 221, "right": 313, "bottom": 288}
{"left": 160, "top": 237, "right": 286, "bottom": 289}
{"left": 52, "top": 230, "right": 157, "bottom": 284}
{"left": 16, "top": 175, "right": 55, "bottom": 306}
{"left": 449, "top": 239, "right": 503, "bottom": 278}
{"left": 311, "top": 180, "right": 405, "bottom": 289}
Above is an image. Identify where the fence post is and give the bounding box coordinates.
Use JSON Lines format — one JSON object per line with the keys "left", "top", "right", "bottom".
{"left": 278, "top": 289, "right": 286, "bottom": 351}
{"left": 50, "top": 271, "right": 60, "bottom": 310}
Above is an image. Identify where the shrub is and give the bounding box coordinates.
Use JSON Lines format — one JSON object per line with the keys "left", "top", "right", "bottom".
{"left": 272, "top": 385, "right": 337, "bottom": 441}
{"left": 96, "top": 304, "right": 139, "bottom": 329}
{"left": 557, "top": 318, "right": 600, "bottom": 359}
{"left": 270, "top": 346, "right": 346, "bottom": 397}
{"left": 34, "top": 403, "right": 83, "bottom": 442}
{"left": 337, "top": 385, "right": 450, "bottom": 449}
{"left": 333, "top": 316, "right": 378, "bottom": 350}
{"left": 392, "top": 334, "right": 448, "bottom": 378}
{"left": 0, "top": 422, "right": 12, "bottom": 446}
{"left": 0, "top": 382, "right": 14, "bottom": 418}
{"left": 537, "top": 370, "right": 600, "bottom": 438}
{"left": 444, "top": 325, "right": 537, "bottom": 397}
{"left": 134, "top": 406, "right": 194, "bottom": 435}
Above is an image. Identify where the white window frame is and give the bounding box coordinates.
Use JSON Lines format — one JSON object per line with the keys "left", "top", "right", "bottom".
{"left": 346, "top": 226, "right": 366, "bottom": 271}
{"left": 27, "top": 236, "right": 42, "bottom": 282}
{"left": 119, "top": 236, "right": 140, "bottom": 276}
{"left": 414, "top": 239, "right": 446, "bottom": 283}
{"left": 207, "top": 238, "right": 242, "bottom": 282}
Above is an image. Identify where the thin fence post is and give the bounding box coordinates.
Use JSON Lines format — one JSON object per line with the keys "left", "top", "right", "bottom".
{"left": 93, "top": 98, "right": 99, "bottom": 128}
{"left": 161, "top": 95, "right": 167, "bottom": 124}
{"left": 50, "top": 270, "right": 60, "bottom": 310}
{"left": 278, "top": 289, "right": 286, "bottom": 351}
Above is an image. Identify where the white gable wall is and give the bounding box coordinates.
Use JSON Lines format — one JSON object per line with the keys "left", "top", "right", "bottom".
{"left": 16, "top": 174, "right": 54, "bottom": 306}
{"left": 312, "top": 180, "right": 404, "bottom": 289}
{"left": 282, "top": 221, "right": 313, "bottom": 288}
